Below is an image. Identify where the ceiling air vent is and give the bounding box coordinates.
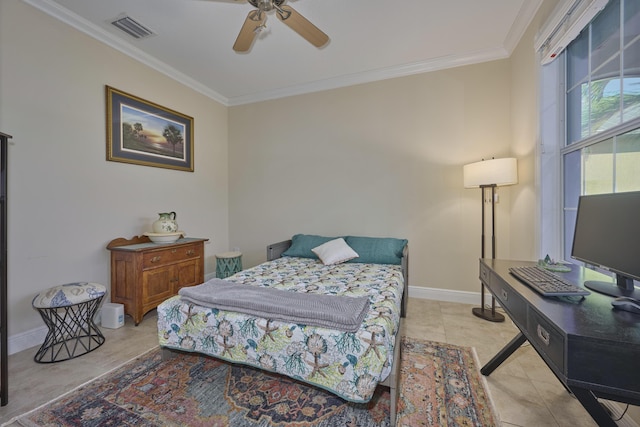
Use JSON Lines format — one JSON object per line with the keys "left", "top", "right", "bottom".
{"left": 111, "top": 15, "right": 155, "bottom": 39}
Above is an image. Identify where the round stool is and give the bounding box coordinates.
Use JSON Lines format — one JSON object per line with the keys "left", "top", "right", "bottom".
{"left": 32, "top": 282, "right": 106, "bottom": 363}
{"left": 216, "top": 251, "right": 242, "bottom": 278}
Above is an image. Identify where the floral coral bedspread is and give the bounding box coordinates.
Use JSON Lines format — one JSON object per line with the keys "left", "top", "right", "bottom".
{"left": 157, "top": 256, "right": 404, "bottom": 403}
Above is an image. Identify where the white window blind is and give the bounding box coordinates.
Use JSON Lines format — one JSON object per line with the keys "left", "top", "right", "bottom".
{"left": 534, "top": 0, "right": 609, "bottom": 64}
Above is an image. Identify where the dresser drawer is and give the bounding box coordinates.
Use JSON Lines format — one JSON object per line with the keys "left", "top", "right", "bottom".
{"left": 527, "top": 308, "right": 565, "bottom": 373}
{"left": 142, "top": 244, "right": 201, "bottom": 268}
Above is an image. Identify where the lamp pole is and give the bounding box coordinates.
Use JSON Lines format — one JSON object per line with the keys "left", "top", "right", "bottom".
{"left": 472, "top": 184, "right": 505, "bottom": 322}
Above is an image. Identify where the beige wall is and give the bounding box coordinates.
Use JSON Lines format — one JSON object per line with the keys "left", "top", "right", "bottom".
{"left": 0, "top": 0, "right": 229, "bottom": 340}
{"left": 228, "top": 62, "right": 520, "bottom": 292}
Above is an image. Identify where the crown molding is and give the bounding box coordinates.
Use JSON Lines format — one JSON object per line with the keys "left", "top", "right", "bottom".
{"left": 227, "top": 47, "right": 510, "bottom": 106}
{"left": 503, "top": 0, "right": 544, "bottom": 54}
{"left": 21, "top": 0, "right": 230, "bottom": 105}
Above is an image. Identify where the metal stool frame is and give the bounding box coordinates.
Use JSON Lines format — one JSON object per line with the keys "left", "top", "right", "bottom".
{"left": 34, "top": 295, "right": 105, "bottom": 363}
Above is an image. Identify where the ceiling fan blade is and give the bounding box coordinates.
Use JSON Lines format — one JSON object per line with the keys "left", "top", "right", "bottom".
{"left": 233, "top": 10, "right": 266, "bottom": 52}
{"left": 276, "top": 5, "right": 329, "bottom": 48}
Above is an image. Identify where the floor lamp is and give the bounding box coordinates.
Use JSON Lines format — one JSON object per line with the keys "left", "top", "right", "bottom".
{"left": 464, "top": 157, "right": 518, "bottom": 322}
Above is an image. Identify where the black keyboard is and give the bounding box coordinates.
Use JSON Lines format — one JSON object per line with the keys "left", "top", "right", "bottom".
{"left": 509, "top": 266, "right": 590, "bottom": 297}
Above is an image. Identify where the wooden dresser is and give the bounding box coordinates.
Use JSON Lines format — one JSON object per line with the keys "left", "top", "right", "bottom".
{"left": 107, "top": 236, "right": 208, "bottom": 325}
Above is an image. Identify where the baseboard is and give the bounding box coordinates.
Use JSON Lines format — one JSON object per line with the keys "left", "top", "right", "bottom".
{"left": 7, "top": 285, "right": 484, "bottom": 356}
{"left": 8, "top": 325, "right": 48, "bottom": 356}
{"left": 408, "top": 285, "right": 495, "bottom": 307}
{"left": 8, "top": 307, "right": 106, "bottom": 356}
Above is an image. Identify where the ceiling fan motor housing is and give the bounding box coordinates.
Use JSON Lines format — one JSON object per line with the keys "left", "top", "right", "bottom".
{"left": 249, "top": 0, "right": 286, "bottom": 12}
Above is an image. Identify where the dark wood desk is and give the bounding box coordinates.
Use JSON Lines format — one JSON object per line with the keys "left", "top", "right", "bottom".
{"left": 479, "top": 259, "right": 640, "bottom": 427}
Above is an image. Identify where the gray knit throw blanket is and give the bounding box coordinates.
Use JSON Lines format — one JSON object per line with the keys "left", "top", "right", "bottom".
{"left": 178, "top": 278, "right": 369, "bottom": 332}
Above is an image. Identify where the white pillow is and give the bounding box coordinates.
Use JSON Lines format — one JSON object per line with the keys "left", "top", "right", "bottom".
{"left": 312, "top": 238, "right": 359, "bottom": 265}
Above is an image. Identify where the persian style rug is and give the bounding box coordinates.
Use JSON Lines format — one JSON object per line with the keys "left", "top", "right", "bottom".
{"left": 11, "top": 338, "right": 498, "bottom": 427}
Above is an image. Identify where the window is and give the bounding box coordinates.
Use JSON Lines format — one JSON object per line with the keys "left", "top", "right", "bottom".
{"left": 561, "top": 0, "right": 640, "bottom": 261}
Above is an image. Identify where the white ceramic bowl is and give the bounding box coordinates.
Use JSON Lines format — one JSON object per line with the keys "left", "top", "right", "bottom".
{"left": 143, "top": 231, "right": 184, "bottom": 244}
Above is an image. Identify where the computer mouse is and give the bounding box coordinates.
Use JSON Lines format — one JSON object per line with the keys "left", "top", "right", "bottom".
{"left": 611, "top": 297, "right": 640, "bottom": 314}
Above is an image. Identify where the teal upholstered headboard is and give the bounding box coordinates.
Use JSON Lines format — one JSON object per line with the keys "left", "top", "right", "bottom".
{"left": 266, "top": 237, "right": 409, "bottom": 318}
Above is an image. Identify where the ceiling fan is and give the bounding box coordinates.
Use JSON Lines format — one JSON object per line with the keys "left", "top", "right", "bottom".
{"left": 232, "top": 0, "right": 329, "bottom": 52}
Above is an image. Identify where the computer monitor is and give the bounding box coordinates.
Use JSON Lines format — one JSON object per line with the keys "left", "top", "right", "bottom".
{"left": 571, "top": 191, "right": 640, "bottom": 299}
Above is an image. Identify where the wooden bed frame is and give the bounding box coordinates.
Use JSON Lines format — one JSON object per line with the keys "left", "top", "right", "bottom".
{"left": 163, "top": 239, "right": 409, "bottom": 426}
{"left": 267, "top": 239, "right": 408, "bottom": 426}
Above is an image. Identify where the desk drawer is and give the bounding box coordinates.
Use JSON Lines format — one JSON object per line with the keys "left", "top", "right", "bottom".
{"left": 528, "top": 309, "right": 565, "bottom": 373}
{"left": 143, "top": 244, "right": 201, "bottom": 268}
{"left": 479, "top": 262, "right": 492, "bottom": 287}
{"left": 492, "top": 278, "right": 527, "bottom": 327}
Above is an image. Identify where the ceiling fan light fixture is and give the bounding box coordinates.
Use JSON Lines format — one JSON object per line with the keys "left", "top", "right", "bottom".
{"left": 251, "top": 10, "right": 265, "bottom": 22}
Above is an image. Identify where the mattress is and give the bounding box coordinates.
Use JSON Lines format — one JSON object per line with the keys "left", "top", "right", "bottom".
{"left": 157, "top": 256, "right": 404, "bottom": 403}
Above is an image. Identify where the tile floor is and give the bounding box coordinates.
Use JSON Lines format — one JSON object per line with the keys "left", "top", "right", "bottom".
{"left": 0, "top": 298, "right": 617, "bottom": 426}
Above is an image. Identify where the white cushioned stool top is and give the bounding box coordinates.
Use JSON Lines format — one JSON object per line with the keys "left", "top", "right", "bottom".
{"left": 32, "top": 282, "right": 106, "bottom": 308}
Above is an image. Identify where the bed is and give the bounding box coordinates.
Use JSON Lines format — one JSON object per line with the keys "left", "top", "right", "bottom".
{"left": 157, "top": 234, "right": 408, "bottom": 425}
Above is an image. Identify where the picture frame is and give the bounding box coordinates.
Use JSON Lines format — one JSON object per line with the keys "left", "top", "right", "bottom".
{"left": 106, "top": 86, "right": 194, "bottom": 172}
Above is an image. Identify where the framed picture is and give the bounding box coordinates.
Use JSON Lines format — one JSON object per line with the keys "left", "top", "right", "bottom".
{"left": 106, "top": 86, "right": 194, "bottom": 172}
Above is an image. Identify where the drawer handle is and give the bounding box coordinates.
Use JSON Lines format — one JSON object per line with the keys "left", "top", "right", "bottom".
{"left": 170, "top": 277, "right": 179, "bottom": 283}
{"left": 501, "top": 289, "right": 508, "bottom": 301}
{"left": 171, "top": 249, "right": 177, "bottom": 254}
{"left": 186, "top": 250, "right": 195, "bottom": 256}
{"left": 537, "top": 324, "right": 550, "bottom": 346}
{"left": 151, "top": 256, "right": 162, "bottom": 263}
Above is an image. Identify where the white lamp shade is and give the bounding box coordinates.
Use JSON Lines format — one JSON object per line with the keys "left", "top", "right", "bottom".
{"left": 463, "top": 158, "right": 518, "bottom": 188}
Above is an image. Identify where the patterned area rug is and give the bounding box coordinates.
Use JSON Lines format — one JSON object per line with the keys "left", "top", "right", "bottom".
{"left": 396, "top": 338, "right": 498, "bottom": 426}
{"left": 12, "top": 337, "right": 497, "bottom": 427}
